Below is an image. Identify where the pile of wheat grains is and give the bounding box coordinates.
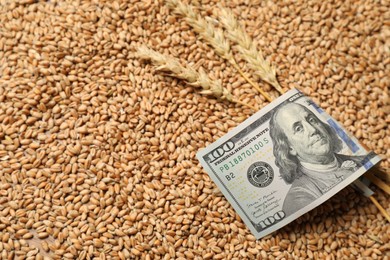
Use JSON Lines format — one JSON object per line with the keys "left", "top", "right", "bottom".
{"left": 0, "top": 0, "right": 389, "bottom": 259}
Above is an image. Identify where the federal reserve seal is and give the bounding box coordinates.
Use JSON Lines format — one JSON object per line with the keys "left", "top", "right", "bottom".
{"left": 247, "top": 162, "right": 274, "bottom": 188}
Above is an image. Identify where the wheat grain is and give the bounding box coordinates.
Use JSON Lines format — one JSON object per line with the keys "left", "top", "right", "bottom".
{"left": 0, "top": 0, "right": 388, "bottom": 259}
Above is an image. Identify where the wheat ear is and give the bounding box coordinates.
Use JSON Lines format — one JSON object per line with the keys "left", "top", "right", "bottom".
{"left": 137, "top": 46, "right": 256, "bottom": 110}
{"left": 165, "top": 0, "right": 272, "bottom": 102}
{"left": 217, "top": 6, "right": 283, "bottom": 94}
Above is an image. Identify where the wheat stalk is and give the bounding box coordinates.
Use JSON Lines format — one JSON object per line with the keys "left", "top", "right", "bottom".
{"left": 137, "top": 46, "right": 256, "bottom": 110}
{"left": 217, "top": 6, "right": 284, "bottom": 94}
{"left": 165, "top": 0, "right": 272, "bottom": 102}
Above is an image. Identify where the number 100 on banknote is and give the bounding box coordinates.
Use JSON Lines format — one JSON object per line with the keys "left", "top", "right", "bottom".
{"left": 197, "top": 88, "right": 381, "bottom": 239}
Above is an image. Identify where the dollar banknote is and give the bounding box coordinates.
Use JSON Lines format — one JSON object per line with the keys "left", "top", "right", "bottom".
{"left": 196, "top": 88, "right": 381, "bottom": 239}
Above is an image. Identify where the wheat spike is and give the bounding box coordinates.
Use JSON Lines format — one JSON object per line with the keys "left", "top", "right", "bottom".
{"left": 165, "top": 0, "right": 232, "bottom": 61}
{"left": 137, "top": 46, "right": 256, "bottom": 110}
{"left": 165, "top": 0, "right": 272, "bottom": 102}
{"left": 217, "top": 6, "right": 283, "bottom": 94}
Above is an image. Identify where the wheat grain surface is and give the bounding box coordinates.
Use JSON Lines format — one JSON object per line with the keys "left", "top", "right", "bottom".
{"left": 0, "top": 0, "right": 389, "bottom": 259}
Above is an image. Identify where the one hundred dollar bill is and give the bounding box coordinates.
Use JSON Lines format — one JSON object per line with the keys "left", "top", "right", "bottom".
{"left": 196, "top": 88, "right": 381, "bottom": 239}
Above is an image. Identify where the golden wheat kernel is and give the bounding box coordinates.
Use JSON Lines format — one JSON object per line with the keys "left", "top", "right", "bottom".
{"left": 0, "top": 0, "right": 388, "bottom": 259}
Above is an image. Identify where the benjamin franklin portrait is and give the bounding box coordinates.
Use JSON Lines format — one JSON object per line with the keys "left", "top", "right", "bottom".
{"left": 269, "top": 102, "right": 365, "bottom": 215}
